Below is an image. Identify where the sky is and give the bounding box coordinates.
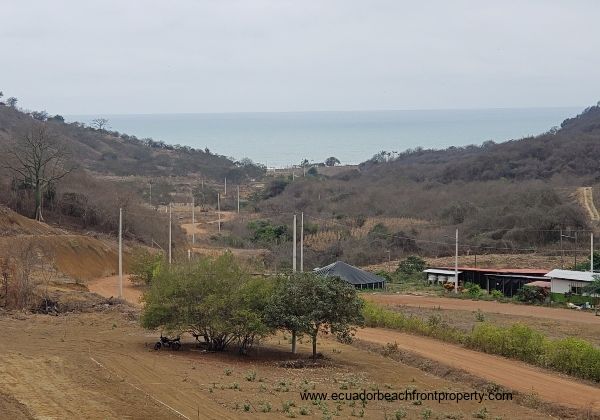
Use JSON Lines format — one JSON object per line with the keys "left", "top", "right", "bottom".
{"left": 1, "top": 0, "right": 599, "bottom": 115}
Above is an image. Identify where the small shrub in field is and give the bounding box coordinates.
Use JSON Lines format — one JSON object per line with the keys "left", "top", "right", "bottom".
{"left": 245, "top": 370, "right": 256, "bottom": 381}
{"left": 474, "top": 309, "right": 485, "bottom": 322}
{"left": 490, "top": 290, "right": 503, "bottom": 299}
{"left": 464, "top": 282, "right": 483, "bottom": 298}
{"left": 394, "top": 408, "right": 407, "bottom": 419}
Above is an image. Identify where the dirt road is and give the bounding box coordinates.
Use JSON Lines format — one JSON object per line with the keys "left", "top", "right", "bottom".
{"left": 356, "top": 328, "right": 600, "bottom": 411}
{"left": 365, "top": 294, "right": 600, "bottom": 325}
{"left": 87, "top": 275, "right": 143, "bottom": 306}
{"left": 577, "top": 186, "right": 600, "bottom": 221}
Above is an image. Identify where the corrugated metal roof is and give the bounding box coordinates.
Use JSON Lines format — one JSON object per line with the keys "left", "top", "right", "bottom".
{"left": 423, "top": 269, "right": 462, "bottom": 275}
{"left": 314, "top": 261, "right": 385, "bottom": 285}
{"left": 438, "top": 266, "right": 549, "bottom": 275}
{"left": 545, "top": 269, "right": 598, "bottom": 282}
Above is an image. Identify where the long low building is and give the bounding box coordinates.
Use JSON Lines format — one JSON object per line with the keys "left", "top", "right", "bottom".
{"left": 427, "top": 266, "right": 550, "bottom": 297}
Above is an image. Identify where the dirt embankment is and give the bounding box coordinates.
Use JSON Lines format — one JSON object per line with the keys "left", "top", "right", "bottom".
{"left": 0, "top": 205, "right": 128, "bottom": 281}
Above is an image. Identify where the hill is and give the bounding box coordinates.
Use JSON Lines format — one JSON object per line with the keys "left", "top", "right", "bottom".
{"left": 0, "top": 105, "right": 264, "bottom": 180}
{"left": 250, "top": 105, "right": 600, "bottom": 268}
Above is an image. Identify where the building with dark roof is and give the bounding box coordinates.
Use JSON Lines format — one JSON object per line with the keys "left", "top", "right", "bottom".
{"left": 314, "top": 261, "right": 386, "bottom": 289}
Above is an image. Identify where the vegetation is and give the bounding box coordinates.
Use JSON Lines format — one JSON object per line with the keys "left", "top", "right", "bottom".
{"left": 266, "top": 273, "right": 364, "bottom": 357}
{"left": 129, "top": 248, "right": 164, "bottom": 285}
{"left": 3, "top": 125, "right": 75, "bottom": 221}
{"left": 142, "top": 256, "right": 364, "bottom": 357}
{"left": 582, "top": 275, "right": 600, "bottom": 315}
{"left": 396, "top": 256, "right": 426, "bottom": 275}
{"left": 364, "top": 302, "right": 600, "bottom": 382}
{"left": 253, "top": 105, "right": 600, "bottom": 268}
{"left": 142, "top": 253, "right": 274, "bottom": 352}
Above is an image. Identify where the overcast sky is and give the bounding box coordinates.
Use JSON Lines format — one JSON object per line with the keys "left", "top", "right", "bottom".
{"left": 2, "top": 0, "right": 599, "bottom": 114}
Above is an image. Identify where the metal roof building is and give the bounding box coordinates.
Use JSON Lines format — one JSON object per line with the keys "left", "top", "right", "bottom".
{"left": 314, "top": 261, "right": 386, "bottom": 289}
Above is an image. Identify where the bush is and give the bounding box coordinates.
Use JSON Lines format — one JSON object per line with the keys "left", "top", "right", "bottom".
{"left": 514, "top": 286, "right": 548, "bottom": 304}
{"left": 464, "top": 282, "right": 483, "bottom": 298}
{"left": 544, "top": 338, "right": 600, "bottom": 381}
{"left": 396, "top": 256, "right": 426, "bottom": 275}
{"left": 468, "top": 323, "right": 545, "bottom": 364}
{"left": 490, "top": 290, "right": 503, "bottom": 299}
{"left": 365, "top": 302, "right": 600, "bottom": 382}
{"left": 129, "top": 248, "right": 163, "bottom": 285}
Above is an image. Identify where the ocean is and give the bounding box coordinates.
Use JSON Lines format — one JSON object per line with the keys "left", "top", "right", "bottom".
{"left": 67, "top": 107, "right": 582, "bottom": 167}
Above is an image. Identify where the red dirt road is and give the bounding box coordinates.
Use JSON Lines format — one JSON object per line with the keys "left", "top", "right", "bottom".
{"left": 87, "top": 275, "right": 143, "bottom": 306}
{"left": 356, "top": 328, "right": 600, "bottom": 411}
{"left": 365, "top": 294, "right": 600, "bottom": 325}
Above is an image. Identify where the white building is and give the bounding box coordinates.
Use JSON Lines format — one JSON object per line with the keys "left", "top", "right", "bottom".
{"left": 545, "top": 269, "right": 598, "bottom": 295}
{"left": 423, "top": 268, "right": 461, "bottom": 284}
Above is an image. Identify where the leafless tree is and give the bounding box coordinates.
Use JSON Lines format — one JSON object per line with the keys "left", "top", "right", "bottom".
{"left": 6, "top": 97, "right": 18, "bottom": 108}
{"left": 91, "top": 118, "right": 110, "bottom": 131}
{"left": 3, "top": 125, "right": 75, "bottom": 221}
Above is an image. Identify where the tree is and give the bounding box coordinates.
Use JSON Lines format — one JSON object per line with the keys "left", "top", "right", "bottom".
{"left": 325, "top": 156, "right": 341, "bottom": 167}
{"left": 141, "top": 253, "right": 274, "bottom": 352}
{"left": 266, "top": 273, "right": 364, "bottom": 358}
{"left": 129, "top": 248, "right": 164, "bottom": 285}
{"left": 6, "top": 97, "right": 18, "bottom": 108}
{"left": 48, "top": 114, "right": 65, "bottom": 123}
{"left": 265, "top": 275, "right": 312, "bottom": 353}
{"left": 91, "top": 118, "right": 110, "bottom": 131}
{"left": 3, "top": 125, "right": 74, "bottom": 221}
{"left": 397, "top": 255, "right": 426, "bottom": 275}
{"left": 30, "top": 110, "right": 48, "bottom": 121}
{"left": 582, "top": 276, "right": 600, "bottom": 316}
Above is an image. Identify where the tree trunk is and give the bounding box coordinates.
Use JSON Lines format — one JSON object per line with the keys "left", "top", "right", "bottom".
{"left": 311, "top": 333, "right": 317, "bottom": 358}
{"left": 34, "top": 182, "right": 42, "bottom": 221}
{"left": 291, "top": 330, "right": 297, "bottom": 354}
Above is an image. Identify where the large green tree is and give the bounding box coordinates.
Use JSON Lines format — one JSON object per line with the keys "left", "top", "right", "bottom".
{"left": 266, "top": 273, "right": 364, "bottom": 357}
{"left": 141, "top": 253, "right": 274, "bottom": 352}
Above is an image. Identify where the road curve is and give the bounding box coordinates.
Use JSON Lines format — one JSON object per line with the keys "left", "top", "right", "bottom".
{"left": 356, "top": 327, "right": 600, "bottom": 411}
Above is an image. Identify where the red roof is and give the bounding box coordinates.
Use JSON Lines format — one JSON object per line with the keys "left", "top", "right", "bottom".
{"left": 524, "top": 281, "right": 551, "bottom": 288}
{"left": 438, "top": 266, "right": 549, "bottom": 275}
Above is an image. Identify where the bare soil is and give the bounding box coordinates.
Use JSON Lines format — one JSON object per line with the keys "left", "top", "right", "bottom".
{"left": 365, "top": 293, "right": 600, "bottom": 325}
{"left": 0, "top": 310, "right": 552, "bottom": 420}
{"left": 355, "top": 328, "right": 600, "bottom": 412}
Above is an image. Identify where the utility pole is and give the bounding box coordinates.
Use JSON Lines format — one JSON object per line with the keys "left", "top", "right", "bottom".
{"left": 237, "top": 185, "right": 240, "bottom": 214}
{"left": 224, "top": 177, "right": 227, "bottom": 196}
{"left": 118, "top": 207, "right": 123, "bottom": 298}
{"left": 192, "top": 196, "right": 195, "bottom": 245}
{"left": 560, "top": 229, "right": 564, "bottom": 268}
{"left": 592, "top": 233, "right": 595, "bottom": 273}
{"left": 149, "top": 182, "right": 152, "bottom": 206}
{"left": 386, "top": 250, "right": 391, "bottom": 272}
{"left": 575, "top": 231, "right": 578, "bottom": 267}
{"left": 300, "top": 212, "right": 304, "bottom": 272}
{"left": 217, "top": 193, "right": 221, "bottom": 233}
{"left": 168, "top": 203, "right": 172, "bottom": 264}
{"left": 454, "top": 228, "right": 459, "bottom": 293}
{"left": 293, "top": 214, "right": 297, "bottom": 272}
